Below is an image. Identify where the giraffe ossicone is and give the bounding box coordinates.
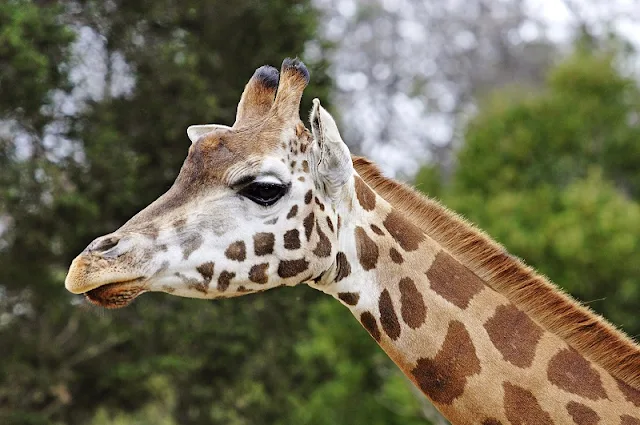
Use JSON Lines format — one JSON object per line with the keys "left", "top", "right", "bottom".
{"left": 65, "top": 58, "right": 640, "bottom": 424}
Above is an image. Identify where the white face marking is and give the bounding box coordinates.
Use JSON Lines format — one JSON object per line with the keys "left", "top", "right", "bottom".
{"left": 258, "top": 157, "right": 291, "bottom": 183}
{"left": 255, "top": 175, "right": 283, "bottom": 185}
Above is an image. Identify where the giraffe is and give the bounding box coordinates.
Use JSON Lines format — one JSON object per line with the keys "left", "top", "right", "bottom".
{"left": 65, "top": 58, "right": 640, "bottom": 424}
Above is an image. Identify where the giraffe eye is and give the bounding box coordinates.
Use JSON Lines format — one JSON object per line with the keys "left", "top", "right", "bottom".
{"left": 239, "top": 182, "right": 288, "bottom": 206}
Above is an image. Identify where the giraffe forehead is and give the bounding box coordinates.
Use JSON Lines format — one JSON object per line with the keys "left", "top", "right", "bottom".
{"left": 121, "top": 131, "right": 297, "bottom": 230}
{"left": 188, "top": 125, "right": 300, "bottom": 185}
{"left": 226, "top": 156, "right": 291, "bottom": 185}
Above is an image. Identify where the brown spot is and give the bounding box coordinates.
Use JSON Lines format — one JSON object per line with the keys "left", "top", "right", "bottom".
{"left": 314, "top": 197, "right": 325, "bottom": 211}
{"left": 617, "top": 378, "right": 640, "bottom": 407}
{"left": 382, "top": 209, "right": 425, "bottom": 251}
{"left": 181, "top": 233, "right": 204, "bottom": 260}
{"left": 484, "top": 304, "right": 543, "bottom": 368}
{"left": 290, "top": 160, "right": 296, "bottom": 168}
{"left": 303, "top": 212, "right": 315, "bottom": 241}
{"left": 482, "top": 419, "right": 503, "bottom": 425}
{"left": 354, "top": 176, "right": 376, "bottom": 211}
{"left": 278, "top": 258, "right": 309, "bottom": 278}
{"left": 249, "top": 263, "right": 269, "bottom": 284}
{"left": 335, "top": 252, "right": 351, "bottom": 282}
{"left": 355, "top": 226, "right": 379, "bottom": 271}
{"left": 503, "top": 382, "right": 553, "bottom": 425}
{"left": 284, "top": 229, "right": 301, "bottom": 250}
{"left": 426, "top": 251, "right": 484, "bottom": 309}
{"left": 298, "top": 176, "right": 305, "bottom": 182}
{"left": 184, "top": 275, "right": 208, "bottom": 294}
{"left": 196, "top": 262, "right": 214, "bottom": 283}
{"left": 300, "top": 142, "right": 308, "bottom": 153}
{"left": 217, "top": 271, "right": 234, "bottom": 292}
{"left": 337, "top": 215, "right": 341, "bottom": 230}
{"left": 411, "top": 321, "right": 481, "bottom": 405}
{"left": 566, "top": 401, "right": 600, "bottom": 425}
{"left": 173, "top": 217, "right": 187, "bottom": 231}
{"left": 225, "top": 241, "right": 246, "bottom": 261}
{"left": 379, "top": 289, "right": 401, "bottom": 340}
{"left": 313, "top": 220, "right": 332, "bottom": 257}
{"left": 547, "top": 348, "right": 607, "bottom": 400}
{"left": 287, "top": 205, "right": 298, "bottom": 219}
{"left": 326, "top": 216, "right": 334, "bottom": 232}
{"left": 302, "top": 160, "right": 309, "bottom": 172}
{"left": 237, "top": 285, "right": 250, "bottom": 293}
{"left": 370, "top": 224, "right": 384, "bottom": 235}
{"left": 338, "top": 292, "right": 360, "bottom": 306}
{"left": 399, "top": 277, "right": 427, "bottom": 329}
{"left": 304, "top": 190, "right": 313, "bottom": 204}
{"left": 141, "top": 223, "right": 160, "bottom": 240}
{"left": 389, "top": 247, "right": 404, "bottom": 264}
{"left": 253, "top": 232, "right": 275, "bottom": 256}
{"left": 621, "top": 415, "right": 640, "bottom": 425}
{"left": 360, "top": 312, "right": 380, "bottom": 342}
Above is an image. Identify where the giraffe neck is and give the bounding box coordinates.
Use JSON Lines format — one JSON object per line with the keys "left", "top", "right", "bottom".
{"left": 311, "top": 175, "right": 640, "bottom": 425}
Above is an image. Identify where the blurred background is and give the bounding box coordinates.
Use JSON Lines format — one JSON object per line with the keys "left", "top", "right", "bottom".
{"left": 1, "top": 0, "right": 639, "bottom": 424}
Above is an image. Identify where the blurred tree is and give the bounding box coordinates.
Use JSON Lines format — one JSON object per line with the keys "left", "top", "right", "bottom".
{"left": 315, "top": 0, "right": 558, "bottom": 177}
{"left": 0, "top": 0, "right": 74, "bottom": 288}
{"left": 279, "top": 298, "right": 431, "bottom": 425}
{"left": 416, "top": 48, "right": 640, "bottom": 337}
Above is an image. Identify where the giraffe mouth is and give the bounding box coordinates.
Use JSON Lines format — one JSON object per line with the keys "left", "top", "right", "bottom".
{"left": 84, "top": 278, "right": 147, "bottom": 309}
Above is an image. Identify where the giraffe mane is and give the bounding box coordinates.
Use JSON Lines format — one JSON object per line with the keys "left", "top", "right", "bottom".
{"left": 353, "top": 155, "right": 640, "bottom": 388}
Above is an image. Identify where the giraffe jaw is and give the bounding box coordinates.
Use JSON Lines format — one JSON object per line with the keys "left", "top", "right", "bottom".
{"left": 83, "top": 278, "right": 147, "bottom": 309}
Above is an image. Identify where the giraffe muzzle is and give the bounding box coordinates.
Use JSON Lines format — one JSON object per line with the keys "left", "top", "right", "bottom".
{"left": 65, "top": 233, "right": 152, "bottom": 305}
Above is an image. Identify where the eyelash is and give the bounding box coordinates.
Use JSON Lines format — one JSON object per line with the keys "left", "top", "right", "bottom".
{"left": 238, "top": 181, "right": 289, "bottom": 206}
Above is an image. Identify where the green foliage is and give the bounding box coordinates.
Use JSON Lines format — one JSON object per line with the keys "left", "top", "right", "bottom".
{"left": 280, "top": 299, "right": 427, "bottom": 425}
{"left": 417, "top": 49, "right": 640, "bottom": 335}
{"left": 0, "top": 0, "right": 74, "bottom": 123}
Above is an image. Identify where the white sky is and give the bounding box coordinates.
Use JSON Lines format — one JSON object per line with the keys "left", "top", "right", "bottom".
{"left": 532, "top": 0, "right": 640, "bottom": 46}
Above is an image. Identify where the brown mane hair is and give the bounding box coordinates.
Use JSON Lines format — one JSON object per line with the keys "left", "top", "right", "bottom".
{"left": 352, "top": 155, "right": 640, "bottom": 388}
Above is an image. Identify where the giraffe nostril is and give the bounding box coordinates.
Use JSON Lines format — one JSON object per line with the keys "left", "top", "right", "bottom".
{"left": 87, "top": 235, "right": 121, "bottom": 254}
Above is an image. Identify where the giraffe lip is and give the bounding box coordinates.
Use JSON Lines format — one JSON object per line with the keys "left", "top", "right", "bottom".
{"left": 84, "top": 278, "right": 147, "bottom": 309}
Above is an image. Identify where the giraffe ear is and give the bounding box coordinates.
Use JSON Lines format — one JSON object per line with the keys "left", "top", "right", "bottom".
{"left": 186, "top": 124, "right": 232, "bottom": 143}
{"left": 309, "top": 98, "right": 353, "bottom": 201}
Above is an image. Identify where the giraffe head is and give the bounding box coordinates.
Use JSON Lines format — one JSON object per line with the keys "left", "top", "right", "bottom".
{"left": 65, "top": 58, "right": 355, "bottom": 308}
